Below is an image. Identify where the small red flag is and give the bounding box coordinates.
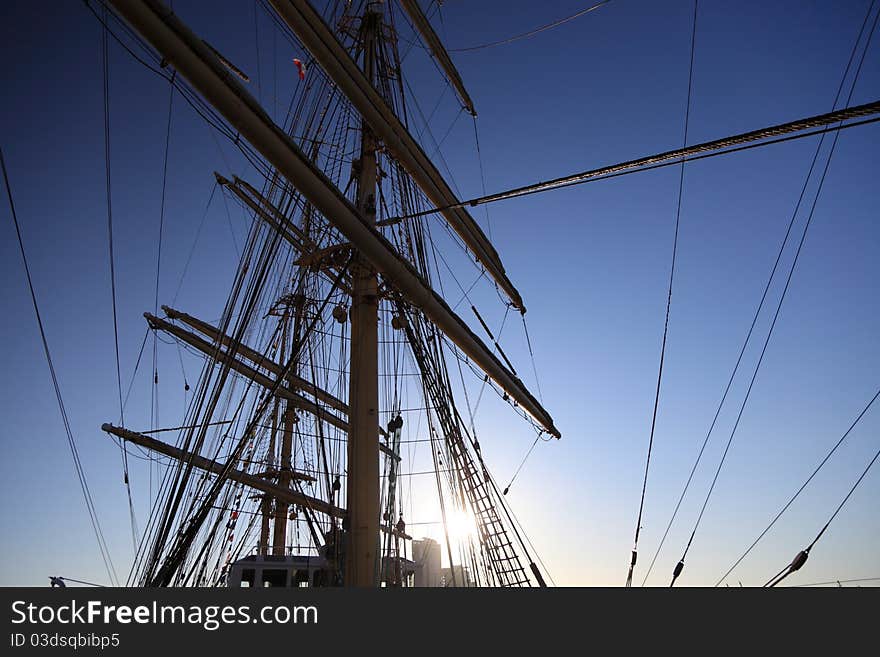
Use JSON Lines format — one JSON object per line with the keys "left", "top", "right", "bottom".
{"left": 293, "top": 58, "right": 306, "bottom": 80}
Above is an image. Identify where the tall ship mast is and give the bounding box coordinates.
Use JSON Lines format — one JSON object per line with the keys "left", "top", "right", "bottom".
{"left": 100, "top": 0, "right": 559, "bottom": 588}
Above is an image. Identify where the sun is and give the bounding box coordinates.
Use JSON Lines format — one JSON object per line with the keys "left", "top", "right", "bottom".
{"left": 444, "top": 507, "right": 478, "bottom": 544}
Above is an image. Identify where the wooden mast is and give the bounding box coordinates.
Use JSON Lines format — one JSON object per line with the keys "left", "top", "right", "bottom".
{"left": 345, "top": 3, "right": 381, "bottom": 587}
{"left": 273, "top": 408, "right": 296, "bottom": 555}
{"left": 272, "top": 313, "right": 292, "bottom": 556}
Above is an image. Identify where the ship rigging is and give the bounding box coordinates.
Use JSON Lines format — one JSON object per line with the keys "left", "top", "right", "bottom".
{"left": 95, "top": 0, "right": 560, "bottom": 588}
{"left": 3, "top": 0, "right": 879, "bottom": 589}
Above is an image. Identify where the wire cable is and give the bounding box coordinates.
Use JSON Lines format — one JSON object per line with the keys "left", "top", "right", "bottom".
{"left": 471, "top": 116, "right": 493, "bottom": 240}
{"left": 502, "top": 434, "right": 540, "bottom": 496}
{"left": 151, "top": 75, "right": 175, "bottom": 437}
{"left": 642, "top": 0, "right": 880, "bottom": 586}
{"left": 789, "top": 576, "right": 880, "bottom": 587}
{"left": 102, "top": 6, "right": 139, "bottom": 551}
{"left": 449, "top": 1, "right": 612, "bottom": 52}
{"left": 2, "top": 148, "right": 119, "bottom": 586}
{"left": 716, "top": 387, "right": 880, "bottom": 586}
{"left": 669, "top": 0, "right": 879, "bottom": 587}
{"left": 626, "top": 0, "right": 697, "bottom": 587}
{"left": 764, "top": 443, "right": 880, "bottom": 587}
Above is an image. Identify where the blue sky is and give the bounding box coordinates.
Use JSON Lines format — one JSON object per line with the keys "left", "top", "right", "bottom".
{"left": 1, "top": 0, "right": 878, "bottom": 587}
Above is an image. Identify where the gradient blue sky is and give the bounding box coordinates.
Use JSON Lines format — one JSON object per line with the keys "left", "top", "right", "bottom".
{"left": 1, "top": 0, "right": 878, "bottom": 587}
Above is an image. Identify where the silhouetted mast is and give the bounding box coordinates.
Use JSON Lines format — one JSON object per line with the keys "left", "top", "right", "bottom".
{"left": 103, "top": 0, "right": 559, "bottom": 587}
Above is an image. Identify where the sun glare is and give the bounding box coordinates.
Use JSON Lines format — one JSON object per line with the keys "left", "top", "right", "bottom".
{"left": 444, "top": 507, "right": 478, "bottom": 544}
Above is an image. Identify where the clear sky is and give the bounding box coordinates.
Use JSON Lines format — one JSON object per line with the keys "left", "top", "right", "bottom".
{"left": 1, "top": 0, "right": 878, "bottom": 587}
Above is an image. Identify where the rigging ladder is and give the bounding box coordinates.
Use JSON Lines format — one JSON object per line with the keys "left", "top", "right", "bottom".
{"left": 402, "top": 310, "right": 530, "bottom": 587}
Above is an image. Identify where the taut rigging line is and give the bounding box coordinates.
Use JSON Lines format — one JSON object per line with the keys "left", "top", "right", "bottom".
{"left": 102, "top": 2, "right": 139, "bottom": 553}
{"left": 448, "top": 1, "right": 612, "bottom": 53}
{"left": 642, "top": 0, "right": 880, "bottom": 587}
{"left": 764, "top": 442, "right": 880, "bottom": 588}
{"left": 717, "top": 387, "right": 880, "bottom": 587}
{"left": 666, "top": 0, "right": 879, "bottom": 588}
{"left": 2, "top": 148, "right": 119, "bottom": 587}
{"left": 626, "top": 0, "right": 698, "bottom": 589}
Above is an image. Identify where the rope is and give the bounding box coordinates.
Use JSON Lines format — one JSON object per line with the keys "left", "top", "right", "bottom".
{"left": 151, "top": 75, "right": 175, "bottom": 437}
{"left": 642, "top": 0, "right": 880, "bottom": 587}
{"left": 790, "top": 577, "right": 880, "bottom": 587}
{"left": 765, "top": 443, "right": 880, "bottom": 587}
{"left": 146, "top": 256, "right": 354, "bottom": 585}
{"left": 172, "top": 181, "right": 217, "bottom": 306}
{"left": 85, "top": 0, "right": 365, "bottom": 582}
{"left": 471, "top": 116, "right": 493, "bottom": 240}
{"left": 763, "top": 562, "right": 794, "bottom": 588}
{"left": 669, "top": 0, "right": 879, "bottom": 587}
{"left": 449, "top": 1, "right": 612, "bottom": 52}
{"left": 85, "top": 3, "right": 278, "bottom": 198}
{"left": 672, "top": 133, "right": 842, "bottom": 585}
{"left": 253, "top": 1, "right": 263, "bottom": 104}
{"left": 716, "top": 387, "right": 880, "bottom": 587}
{"left": 102, "top": 6, "right": 139, "bottom": 551}
{"left": 626, "top": 0, "right": 697, "bottom": 588}
{"left": 428, "top": 106, "right": 464, "bottom": 160}
{"left": 502, "top": 434, "right": 541, "bottom": 495}
{"left": 2, "top": 148, "right": 119, "bottom": 587}
{"left": 103, "top": 10, "right": 122, "bottom": 429}
{"left": 123, "top": 328, "right": 150, "bottom": 410}
{"left": 521, "top": 315, "right": 544, "bottom": 405}
{"left": 809, "top": 447, "right": 880, "bottom": 550}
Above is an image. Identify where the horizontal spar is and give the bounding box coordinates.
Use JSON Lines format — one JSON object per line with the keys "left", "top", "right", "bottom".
{"left": 387, "top": 99, "right": 880, "bottom": 219}
{"left": 214, "top": 172, "right": 352, "bottom": 293}
{"left": 107, "top": 0, "right": 560, "bottom": 438}
{"left": 146, "top": 311, "right": 349, "bottom": 432}
{"left": 397, "top": 0, "right": 475, "bottom": 116}
{"left": 149, "top": 311, "right": 402, "bottom": 461}
{"left": 214, "top": 172, "right": 311, "bottom": 251}
{"left": 161, "top": 304, "right": 348, "bottom": 414}
{"left": 101, "top": 423, "right": 344, "bottom": 518}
